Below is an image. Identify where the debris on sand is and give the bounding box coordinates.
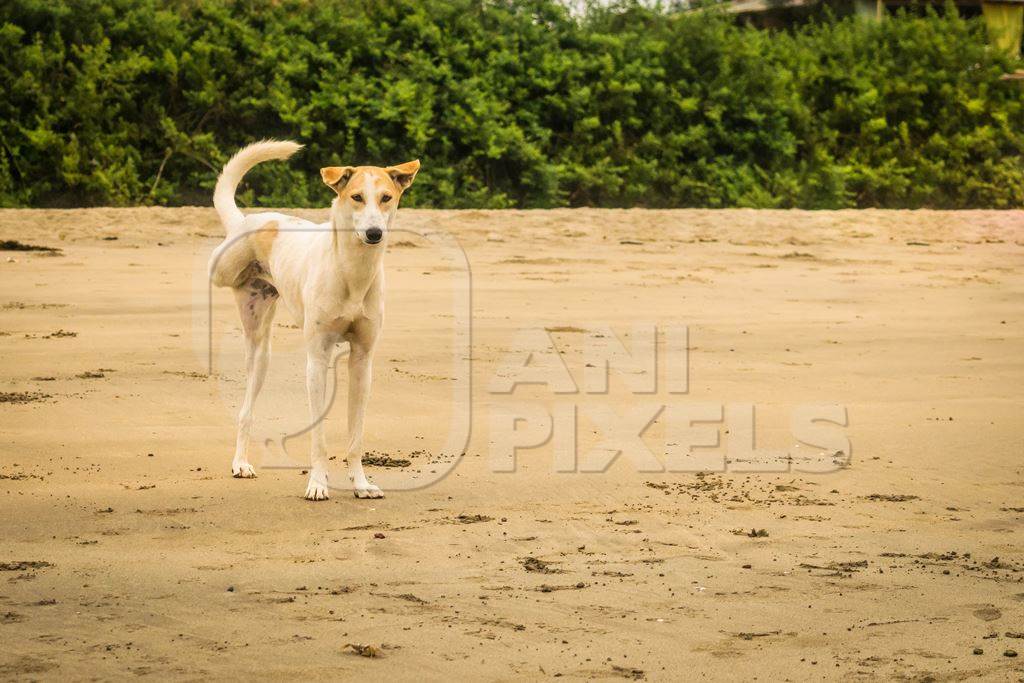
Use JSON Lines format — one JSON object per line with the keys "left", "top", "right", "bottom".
{"left": 985, "top": 556, "right": 1014, "bottom": 570}
{"left": 647, "top": 472, "right": 817, "bottom": 506}
{"left": 265, "top": 596, "right": 295, "bottom": 604}
{"left": 0, "top": 472, "right": 38, "bottom": 481}
{"left": 1, "top": 612, "right": 24, "bottom": 623}
{"left": 0, "top": 392, "right": 50, "bottom": 404}
{"left": 43, "top": 329, "right": 76, "bottom": 338}
{"left": 799, "top": 560, "right": 868, "bottom": 576}
{"left": 611, "top": 664, "right": 645, "bottom": 679}
{"left": 731, "top": 528, "right": 769, "bottom": 538}
{"left": 2, "top": 302, "right": 67, "bottom": 310}
{"left": 864, "top": 493, "right": 920, "bottom": 502}
{"left": 536, "top": 582, "right": 587, "bottom": 592}
{"left": 134, "top": 507, "right": 197, "bottom": 516}
{"left": 973, "top": 607, "right": 1001, "bottom": 622}
{"left": 879, "top": 550, "right": 1023, "bottom": 580}
{"left": 363, "top": 453, "right": 411, "bottom": 468}
{"left": 522, "top": 557, "right": 563, "bottom": 574}
{"left": 0, "top": 561, "right": 52, "bottom": 571}
{"left": 76, "top": 370, "right": 105, "bottom": 379}
{"left": 480, "top": 617, "right": 525, "bottom": 631}
{"left": 454, "top": 514, "right": 493, "bottom": 524}
{"left": 162, "top": 370, "right": 208, "bottom": 380}
{"left": 344, "top": 643, "right": 383, "bottom": 658}
{"left": 736, "top": 630, "right": 781, "bottom": 640}
{"left": 0, "top": 240, "right": 61, "bottom": 254}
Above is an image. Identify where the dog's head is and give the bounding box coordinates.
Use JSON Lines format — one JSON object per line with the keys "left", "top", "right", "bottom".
{"left": 320, "top": 161, "right": 420, "bottom": 245}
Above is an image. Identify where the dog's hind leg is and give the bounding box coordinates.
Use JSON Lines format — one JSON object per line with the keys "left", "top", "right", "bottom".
{"left": 231, "top": 277, "right": 278, "bottom": 478}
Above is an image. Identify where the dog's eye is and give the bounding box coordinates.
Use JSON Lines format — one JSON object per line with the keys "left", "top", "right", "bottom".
{"left": 351, "top": 194, "right": 364, "bottom": 203}
{"left": 380, "top": 194, "right": 392, "bottom": 203}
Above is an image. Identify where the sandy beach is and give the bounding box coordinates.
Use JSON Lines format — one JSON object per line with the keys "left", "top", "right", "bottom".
{"left": 1, "top": 207, "right": 1022, "bottom": 680}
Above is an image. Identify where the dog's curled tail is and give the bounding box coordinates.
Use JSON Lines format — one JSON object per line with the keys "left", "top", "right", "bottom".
{"left": 213, "top": 139, "right": 303, "bottom": 232}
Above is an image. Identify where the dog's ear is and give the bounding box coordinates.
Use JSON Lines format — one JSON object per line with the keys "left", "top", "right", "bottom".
{"left": 387, "top": 160, "right": 420, "bottom": 191}
{"left": 321, "top": 166, "right": 355, "bottom": 192}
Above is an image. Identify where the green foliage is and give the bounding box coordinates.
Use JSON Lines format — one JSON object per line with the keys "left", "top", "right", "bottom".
{"left": 0, "top": 0, "right": 1021, "bottom": 208}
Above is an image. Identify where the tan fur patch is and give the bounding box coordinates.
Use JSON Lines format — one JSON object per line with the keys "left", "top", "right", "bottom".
{"left": 252, "top": 221, "right": 279, "bottom": 261}
{"left": 340, "top": 168, "right": 400, "bottom": 200}
{"left": 386, "top": 160, "right": 420, "bottom": 190}
{"left": 321, "top": 166, "right": 354, "bottom": 187}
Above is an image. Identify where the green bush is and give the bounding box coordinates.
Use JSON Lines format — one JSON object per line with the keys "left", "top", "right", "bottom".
{"left": 0, "top": 0, "right": 1021, "bottom": 209}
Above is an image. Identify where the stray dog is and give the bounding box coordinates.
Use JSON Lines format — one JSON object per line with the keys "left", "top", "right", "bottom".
{"left": 208, "top": 140, "right": 419, "bottom": 500}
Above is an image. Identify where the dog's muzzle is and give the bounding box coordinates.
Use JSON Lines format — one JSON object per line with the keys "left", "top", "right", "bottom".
{"left": 365, "top": 227, "right": 383, "bottom": 244}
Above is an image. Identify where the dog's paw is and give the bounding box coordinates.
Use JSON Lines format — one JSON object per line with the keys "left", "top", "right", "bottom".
{"left": 304, "top": 472, "right": 330, "bottom": 501}
{"left": 353, "top": 483, "right": 384, "bottom": 499}
{"left": 232, "top": 461, "right": 257, "bottom": 478}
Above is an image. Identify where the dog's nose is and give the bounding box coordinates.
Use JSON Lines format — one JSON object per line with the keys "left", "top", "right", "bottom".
{"left": 365, "top": 227, "right": 383, "bottom": 244}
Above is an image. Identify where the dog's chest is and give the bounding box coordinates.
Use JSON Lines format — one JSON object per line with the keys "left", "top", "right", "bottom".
{"left": 308, "top": 288, "right": 376, "bottom": 336}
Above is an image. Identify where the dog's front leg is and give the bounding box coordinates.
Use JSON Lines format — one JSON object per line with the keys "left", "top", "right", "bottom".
{"left": 346, "top": 330, "right": 383, "bottom": 499}
{"left": 303, "top": 335, "right": 333, "bottom": 501}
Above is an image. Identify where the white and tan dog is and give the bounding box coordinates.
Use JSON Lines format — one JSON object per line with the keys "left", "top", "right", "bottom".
{"left": 208, "top": 140, "right": 419, "bottom": 500}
